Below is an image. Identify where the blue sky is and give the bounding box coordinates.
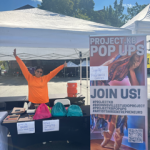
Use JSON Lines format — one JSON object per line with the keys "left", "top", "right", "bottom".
{"left": 94, "top": 0, "right": 149, "bottom": 13}
{"left": 0, "top": 0, "right": 149, "bottom": 12}
{"left": 0, "top": 0, "right": 41, "bottom": 11}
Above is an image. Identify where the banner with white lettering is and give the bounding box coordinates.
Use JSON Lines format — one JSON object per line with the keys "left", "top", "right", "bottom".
{"left": 90, "top": 35, "right": 148, "bottom": 150}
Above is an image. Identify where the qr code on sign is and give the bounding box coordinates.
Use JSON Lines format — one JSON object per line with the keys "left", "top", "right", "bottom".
{"left": 128, "top": 128, "right": 143, "bottom": 143}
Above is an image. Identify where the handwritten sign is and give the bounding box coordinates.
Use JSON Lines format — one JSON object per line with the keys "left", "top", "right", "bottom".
{"left": 90, "top": 66, "right": 108, "bottom": 80}
{"left": 17, "top": 121, "right": 35, "bottom": 134}
{"left": 43, "top": 120, "right": 59, "bottom": 132}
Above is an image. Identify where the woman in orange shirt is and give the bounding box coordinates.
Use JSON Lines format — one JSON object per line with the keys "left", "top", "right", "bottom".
{"left": 13, "top": 49, "right": 67, "bottom": 108}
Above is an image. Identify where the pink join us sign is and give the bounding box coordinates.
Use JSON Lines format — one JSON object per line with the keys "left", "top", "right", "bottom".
{"left": 90, "top": 35, "right": 148, "bottom": 150}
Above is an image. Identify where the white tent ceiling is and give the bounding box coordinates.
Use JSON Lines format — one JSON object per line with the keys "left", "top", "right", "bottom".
{"left": 0, "top": 8, "right": 131, "bottom": 60}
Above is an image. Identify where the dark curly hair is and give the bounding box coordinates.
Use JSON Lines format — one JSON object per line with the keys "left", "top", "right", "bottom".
{"left": 35, "top": 66, "right": 44, "bottom": 71}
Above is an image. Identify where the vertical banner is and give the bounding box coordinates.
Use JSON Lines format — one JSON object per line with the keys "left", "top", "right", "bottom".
{"left": 90, "top": 35, "right": 148, "bottom": 150}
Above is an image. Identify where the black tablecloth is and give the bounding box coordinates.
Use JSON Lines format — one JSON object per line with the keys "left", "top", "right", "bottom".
{"left": 0, "top": 95, "right": 85, "bottom": 110}
{"left": 2, "top": 106, "right": 90, "bottom": 150}
{"left": 0, "top": 96, "right": 27, "bottom": 110}
{"left": 0, "top": 96, "right": 27, "bottom": 102}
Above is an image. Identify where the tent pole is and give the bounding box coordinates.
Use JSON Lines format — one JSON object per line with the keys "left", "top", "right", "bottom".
{"left": 64, "top": 67, "right": 65, "bottom": 78}
{"left": 149, "top": 40, "right": 150, "bottom": 51}
{"left": 80, "top": 59, "right": 82, "bottom": 94}
{"left": 86, "top": 57, "right": 88, "bottom": 105}
{"left": 79, "top": 52, "right": 82, "bottom": 94}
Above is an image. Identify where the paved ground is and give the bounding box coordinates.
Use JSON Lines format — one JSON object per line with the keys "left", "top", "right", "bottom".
{"left": 0, "top": 75, "right": 90, "bottom": 105}
{"left": 1, "top": 74, "right": 150, "bottom": 103}
{"left": 1, "top": 75, "right": 150, "bottom": 101}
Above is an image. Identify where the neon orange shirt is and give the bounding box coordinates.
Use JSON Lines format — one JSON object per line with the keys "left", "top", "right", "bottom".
{"left": 16, "top": 56, "right": 64, "bottom": 104}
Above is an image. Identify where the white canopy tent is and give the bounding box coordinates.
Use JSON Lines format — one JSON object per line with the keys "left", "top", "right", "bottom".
{"left": 64, "top": 61, "right": 79, "bottom": 78}
{"left": 0, "top": 7, "right": 132, "bottom": 105}
{"left": 121, "top": 4, "right": 150, "bottom": 34}
{"left": 78, "top": 60, "right": 90, "bottom": 67}
{"left": 121, "top": 4, "right": 150, "bottom": 50}
{"left": 67, "top": 61, "right": 78, "bottom": 67}
{"left": 0, "top": 7, "right": 131, "bottom": 61}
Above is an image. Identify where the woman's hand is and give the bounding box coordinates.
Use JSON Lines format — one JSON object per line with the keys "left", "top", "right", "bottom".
{"left": 64, "top": 61, "right": 67, "bottom": 67}
{"left": 129, "top": 61, "right": 140, "bottom": 71}
{"left": 13, "top": 49, "right": 17, "bottom": 57}
{"left": 129, "top": 54, "right": 143, "bottom": 71}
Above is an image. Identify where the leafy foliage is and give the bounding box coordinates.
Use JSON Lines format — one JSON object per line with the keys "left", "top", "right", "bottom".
{"left": 39, "top": 0, "right": 74, "bottom": 16}
{"left": 0, "top": 61, "right": 3, "bottom": 66}
{"left": 0, "top": 61, "right": 5, "bottom": 70}
{"left": 126, "top": 2, "right": 147, "bottom": 20}
{"left": 38, "top": 0, "right": 148, "bottom": 27}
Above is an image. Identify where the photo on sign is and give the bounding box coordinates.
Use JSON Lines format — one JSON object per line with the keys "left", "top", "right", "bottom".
{"left": 90, "top": 114, "right": 145, "bottom": 150}
{"left": 90, "top": 36, "right": 145, "bottom": 86}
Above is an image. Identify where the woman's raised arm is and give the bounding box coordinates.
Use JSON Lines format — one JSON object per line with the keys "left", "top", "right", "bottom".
{"left": 44, "top": 61, "right": 67, "bottom": 82}
{"left": 13, "top": 49, "right": 31, "bottom": 81}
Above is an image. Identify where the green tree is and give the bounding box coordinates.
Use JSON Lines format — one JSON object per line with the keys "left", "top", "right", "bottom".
{"left": 113, "top": 0, "right": 125, "bottom": 26}
{"left": 91, "top": 10, "right": 106, "bottom": 25}
{"left": 96, "top": 0, "right": 125, "bottom": 27}
{"left": 39, "top": 0, "right": 94, "bottom": 19}
{"left": 0, "top": 61, "right": 5, "bottom": 70}
{"left": 126, "top": 2, "right": 148, "bottom": 20}
{"left": 78, "top": 0, "right": 95, "bottom": 17}
{"left": 0, "top": 61, "right": 3, "bottom": 66}
{"left": 38, "top": 0, "right": 148, "bottom": 28}
{"left": 39, "top": 0, "right": 74, "bottom": 16}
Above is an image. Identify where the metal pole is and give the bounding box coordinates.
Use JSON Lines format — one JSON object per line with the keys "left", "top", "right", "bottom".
{"left": 80, "top": 59, "right": 82, "bottom": 94}
{"left": 64, "top": 67, "right": 65, "bottom": 78}
{"left": 86, "top": 57, "right": 88, "bottom": 105}
{"left": 149, "top": 40, "right": 150, "bottom": 51}
{"left": 79, "top": 52, "right": 82, "bottom": 94}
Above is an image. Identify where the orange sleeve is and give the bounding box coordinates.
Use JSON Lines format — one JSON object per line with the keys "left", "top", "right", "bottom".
{"left": 15, "top": 56, "right": 31, "bottom": 81}
{"left": 44, "top": 65, "right": 64, "bottom": 82}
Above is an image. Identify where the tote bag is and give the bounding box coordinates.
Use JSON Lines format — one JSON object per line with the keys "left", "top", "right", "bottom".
{"left": 33, "top": 103, "right": 51, "bottom": 120}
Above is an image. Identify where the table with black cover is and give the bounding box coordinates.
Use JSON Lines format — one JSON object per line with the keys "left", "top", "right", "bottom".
{"left": 0, "top": 94, "right": 85, "bottom": 110}
{"left": 0, "top": 96, "right": 27, "bottom": 110}
{"left": 48, "top": 93, "right": 85, "bottom": 106}
{"left": 1, "top": 105, "right": 90, "bottom": 150}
